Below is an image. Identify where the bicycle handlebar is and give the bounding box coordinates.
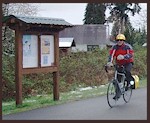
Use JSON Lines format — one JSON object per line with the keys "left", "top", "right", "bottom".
{"left": 104, "top": 64, "right": 125, "bottom": 73}
{"left": 104, "top": 65, "right": 114, "bottom": 73}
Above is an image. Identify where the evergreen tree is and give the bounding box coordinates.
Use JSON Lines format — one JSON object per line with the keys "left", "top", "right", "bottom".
{"left": 111, "top": 21, "right": 120, "bottom": 38}
{"left": 124, "top": 21, "right": 136, "bottom": 46}
{"left": 83, "top": 3, "right": 106, "bottom": 24}
{"left": 108, "top": 3, "right": 141, "bottom": 33}
{"left": 140, "top": 28, "right": 147, "bottom": 44}
{"left": 133, "top": 28, "right": 147, "bottom": 46}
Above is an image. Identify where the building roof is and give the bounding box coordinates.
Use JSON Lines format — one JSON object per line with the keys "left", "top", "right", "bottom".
{"left": 59, "top": 38, "right": 75, "bottom": 47}
{"left": 106, "top": 40, "right": 116, "bottom": 46}
{"left": 3, "top": 15, "right": 72, "bottom": 26}
{"left": 59, "top": 25, "right": 107, "bottom": 45}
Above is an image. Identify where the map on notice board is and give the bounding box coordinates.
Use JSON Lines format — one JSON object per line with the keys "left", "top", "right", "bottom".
{"left": 41, "top": 35, "right": 54, "bottom": 67}
{"left": 42, "top": 40, "right": 50, "bottom": 54}
{"left": 23, "top": 35, "right": 38, "bottom": 68}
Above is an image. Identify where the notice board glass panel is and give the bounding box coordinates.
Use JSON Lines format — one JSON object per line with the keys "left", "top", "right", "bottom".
{"left": 23, "top": 35, "right": 38, "bottom": 68}
{"left": 40, "top": 35, "right": 54, "bottom": 67}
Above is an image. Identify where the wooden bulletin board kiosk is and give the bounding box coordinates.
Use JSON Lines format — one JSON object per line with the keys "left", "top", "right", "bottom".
{"left": 2, "top": 15, "right": 72, "bottom": 106}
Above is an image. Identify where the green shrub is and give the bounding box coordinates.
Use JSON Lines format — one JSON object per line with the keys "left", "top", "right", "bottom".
{"left": 132, "top": 45, "right": 147, "bottom": 78}
{"left": 2, "top": 55, "right": 15, "bottom": 100}
{"left": 2, "top": 46, "right": 147, "bottom": 100}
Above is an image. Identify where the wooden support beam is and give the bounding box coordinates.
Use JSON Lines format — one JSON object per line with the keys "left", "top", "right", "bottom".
{"left": 15, "top": 26, "right": 23, "bottom": 106}
{"left": 38, "top": 35, "right": 41, "bottom": 67}
{"left": 22, "top": 66, "right": 58, "bottom": 74}
{"left": 53, "top": 33, "right": 59, "bottom": 100}
{"left": 53, "top": 72, "right": 59, "bottom": 100}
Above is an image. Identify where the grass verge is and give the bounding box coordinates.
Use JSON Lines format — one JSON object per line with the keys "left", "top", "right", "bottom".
{"left": 2, "top": 78, "right": 147, "bottom": 115}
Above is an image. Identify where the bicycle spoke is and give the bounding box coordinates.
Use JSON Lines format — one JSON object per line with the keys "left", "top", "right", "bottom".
{"left": 123, "top": 86, "right": 132, "bottom": 103}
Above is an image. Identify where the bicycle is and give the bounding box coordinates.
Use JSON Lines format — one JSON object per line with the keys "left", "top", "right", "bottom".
{"left": 105, "top": 64, "right": 132, "bottom": 108}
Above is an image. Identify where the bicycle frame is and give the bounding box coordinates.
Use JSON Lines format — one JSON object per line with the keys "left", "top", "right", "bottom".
{"left": 114, "top": 66, "right": 126, "bottom": 93}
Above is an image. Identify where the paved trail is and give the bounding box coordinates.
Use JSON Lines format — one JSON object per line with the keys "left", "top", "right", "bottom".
{"left": 3, "top": 87, "right": 147, "bottom": 120}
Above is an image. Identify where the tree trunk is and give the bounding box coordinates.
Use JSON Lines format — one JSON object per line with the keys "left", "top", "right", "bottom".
{"left": 118, "top": 18, "right": 121, "bottom": 34}
{"left": 120, "top": 17, "right": 125, "bottom": 34}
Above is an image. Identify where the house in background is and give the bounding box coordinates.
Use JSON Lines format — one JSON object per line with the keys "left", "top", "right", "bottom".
{"left": 59, "top": 37, "right": 76, "bottom": 56}
{"left": 106, "top": 40, "right": 116, "bottom": 48}
{"left": 59, "top": 24, "right": 112, "bottom": 52}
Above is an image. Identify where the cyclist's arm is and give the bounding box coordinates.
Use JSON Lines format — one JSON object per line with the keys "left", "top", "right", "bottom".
{"left": 124, "top": 46, "right": 134, "bottom": 60}
{"left": 108, "top": 45, "right": 116, "bottom": 63}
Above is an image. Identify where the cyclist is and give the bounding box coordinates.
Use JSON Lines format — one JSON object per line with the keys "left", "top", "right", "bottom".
{"left": 106, "top": 34, "right": 134, "bottom": 99}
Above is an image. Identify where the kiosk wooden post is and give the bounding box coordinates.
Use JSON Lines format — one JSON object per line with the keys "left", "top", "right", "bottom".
{"left": 15, "top": 26, "right": 23, "bottom": 105}
{"left": 53, "top": 33, "right": 59, "bottom": 100}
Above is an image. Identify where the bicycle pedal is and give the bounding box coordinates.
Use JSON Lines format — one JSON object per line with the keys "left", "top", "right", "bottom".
{"left": 113, "top": 95, "right": 120, "bottom": 100}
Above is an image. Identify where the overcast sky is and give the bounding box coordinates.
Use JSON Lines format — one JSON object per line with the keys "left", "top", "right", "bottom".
{"left": 35, "top": 3, "right": 147, "bottom": 30}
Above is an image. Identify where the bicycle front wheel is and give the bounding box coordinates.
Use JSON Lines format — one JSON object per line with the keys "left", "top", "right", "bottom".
{"left": 107, "top": 80, "right": 117, "bottom": 108}
{"left": 123, "top": 86, "right": 132, "bottom": 103}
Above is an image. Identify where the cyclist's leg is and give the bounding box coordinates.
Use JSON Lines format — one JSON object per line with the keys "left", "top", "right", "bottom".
{"left": 124, "top": 63, "right": 134, "bottom": 90}
{"left": 112, "top": 80, "right": 121, "bottom": 100}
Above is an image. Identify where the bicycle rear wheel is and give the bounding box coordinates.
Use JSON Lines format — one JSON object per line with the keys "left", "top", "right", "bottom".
{"left": 107, "top": 80, "right": 117, "bottom": 108}
{"left": 123, "top": 85, "right": 132, "bottom": 103}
